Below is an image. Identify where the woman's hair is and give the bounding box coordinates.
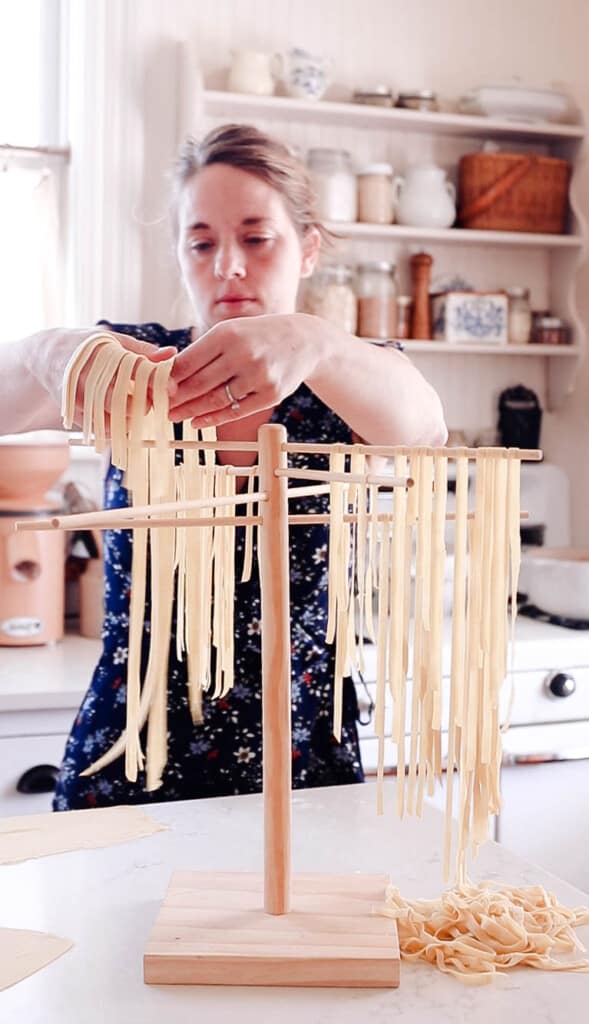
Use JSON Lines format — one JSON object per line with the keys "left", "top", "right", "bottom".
{"left": 171, "top": 123, "right": 325, "bottom": 240}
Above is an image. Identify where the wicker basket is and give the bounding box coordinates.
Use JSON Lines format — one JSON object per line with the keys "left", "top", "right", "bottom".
{"left": 457, "top": 152, "right": 571, "bottom": 233}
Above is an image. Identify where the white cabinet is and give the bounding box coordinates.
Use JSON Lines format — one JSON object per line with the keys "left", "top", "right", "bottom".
{"left": 0, "top": 634, "right": 100, "bottom": 817}
{"left": 190, "top": 86, "right": 586, "bottom": 417}
{"left": 0, "top": 731, "right": 68, "bottom": 817}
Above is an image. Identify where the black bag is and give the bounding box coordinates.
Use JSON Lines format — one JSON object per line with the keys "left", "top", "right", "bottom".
{"left": 497, "top": 385, "right": 542, "bottom": 449}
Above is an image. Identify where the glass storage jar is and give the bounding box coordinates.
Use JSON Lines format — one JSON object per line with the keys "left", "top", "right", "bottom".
{"left": 307, "top": 148, "right": 357, "bottom": 222}
{"left": 506, "top": 286, "right": 532, "bottom": 344}
{"left": 531, "top": 315, "right": 571, "bottom": 345}
{"left": 396, "top": 295, "right": 413, "bottom": 340}
{"left": 357, "top": 163, "right": 394, "bottom": 224}
{"left": 356, "top": 260, "right": 398, "bottom": 339}
{"left": 304, "top": 264, "right": 357, "bottom": 334}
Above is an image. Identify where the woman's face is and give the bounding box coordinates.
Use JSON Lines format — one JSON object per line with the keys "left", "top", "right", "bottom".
{"left": 176, "top": 163, "right": 320, "bottom": 333}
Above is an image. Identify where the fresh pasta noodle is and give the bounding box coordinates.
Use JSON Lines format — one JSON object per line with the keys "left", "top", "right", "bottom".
{"left": 382, "top": 881, "right": 589, "bottom": 984}
{"left": 62, "top": 333, "right": 236, "bottom": 789}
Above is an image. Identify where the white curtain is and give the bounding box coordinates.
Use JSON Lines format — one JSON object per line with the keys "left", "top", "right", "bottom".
{"left": 0, "top": 164, "right": 62, "bottom": 344}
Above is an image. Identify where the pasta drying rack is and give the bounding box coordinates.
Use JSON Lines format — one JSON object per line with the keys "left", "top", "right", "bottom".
{"left": 18, "top": 423, "right": 541, "bottom": 989}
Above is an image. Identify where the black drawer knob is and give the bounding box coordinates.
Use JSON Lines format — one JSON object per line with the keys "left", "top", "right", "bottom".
{"left": 545, "top": 672, "right": 576, "bottom": 699}
{"left": 16, "top": 764, "right": 60, "bottom": 795}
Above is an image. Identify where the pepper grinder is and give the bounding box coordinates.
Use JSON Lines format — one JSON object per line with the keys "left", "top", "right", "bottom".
{"left": 410, "top": 252, "right": 433, "bottom": 340}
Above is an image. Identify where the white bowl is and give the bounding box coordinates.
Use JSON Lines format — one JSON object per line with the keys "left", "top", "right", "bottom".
{"left": 459, "top": 85, "right": 576, "bottom": 124}
{"left": 519, "top": 548, "right": 589, "bottom": 620}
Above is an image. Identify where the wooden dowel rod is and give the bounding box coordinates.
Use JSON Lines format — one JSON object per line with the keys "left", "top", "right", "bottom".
{"left": 15, "top": 491, "right": 269, "bottom": 532}
{"left": 287, "top": 510, "right": 530, "bottom": 526}
{"left": 285, "top": 484, "right": 330, "bottom": 500}
{"left": 16, "top": 516, "right": 262, "bottom": 532}
{"left": 258, "top": 424, "right": 291, "bottom": 916}
{"left": 17, "top": 514, "right": 262, "bottom": 532}
{"left": 69, "top": 437, "right": 260, "bottom": 452}
{"left": 275, "top": 468, "right": 413, "bottom": 488}
{"left": 282, "top": 442, "right": 543, "bottom": 461}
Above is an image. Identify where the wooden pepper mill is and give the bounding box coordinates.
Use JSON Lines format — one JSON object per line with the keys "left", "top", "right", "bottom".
{"left": 410, "top": 252, "right": 433, "bottom": 340}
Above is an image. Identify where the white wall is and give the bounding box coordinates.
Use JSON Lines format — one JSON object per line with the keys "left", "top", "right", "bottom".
{"left": 70, "top": 0, "right": 589, "bottom": 542}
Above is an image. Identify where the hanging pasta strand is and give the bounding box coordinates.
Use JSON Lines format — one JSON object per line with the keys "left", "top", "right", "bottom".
{"left": 374, "top": 509, "right": 391, "bottom": 814}
{"left": 388, "top": 453, "right": 409, "bottom": 819}
{"left": 144, "top": 357, "right": 176, "bottom": 791}
{"left": 443, "top": 449, "right": 469, "bottom": 881}
{"left": 123, "top": 357, "right": 155, "bottom": 781}
{"left": 241, "top": 469, "right": 256, "bottom": 583}
{"left": 425, "top": 453, "right": 448, "bottom": 793}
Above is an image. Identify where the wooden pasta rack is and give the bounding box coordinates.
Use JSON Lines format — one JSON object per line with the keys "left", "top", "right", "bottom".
{"left": 18, "top": 424, "right": 541, "bottom": 989}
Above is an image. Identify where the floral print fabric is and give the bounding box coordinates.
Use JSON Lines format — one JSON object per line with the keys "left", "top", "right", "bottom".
{"left": 53, "top": 321, "right": 364, "bottom": 810}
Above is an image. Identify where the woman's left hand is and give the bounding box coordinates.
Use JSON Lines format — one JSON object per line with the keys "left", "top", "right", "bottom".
{"left": 168, "top": 313, "right": 324, "bottom": 427}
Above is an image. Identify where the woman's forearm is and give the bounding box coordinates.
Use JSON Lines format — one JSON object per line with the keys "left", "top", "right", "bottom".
{"left": 0, "top": 331, "right": 66, "bottom": 434}
{"left": 303, "top": 316, "right": 448, "bottom": 447}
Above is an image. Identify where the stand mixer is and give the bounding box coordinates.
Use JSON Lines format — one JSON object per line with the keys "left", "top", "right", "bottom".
{"left": 0, "top": 432, "right": 69, "bottom": 645}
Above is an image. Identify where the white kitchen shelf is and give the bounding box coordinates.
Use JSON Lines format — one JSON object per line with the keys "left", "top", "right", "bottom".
{"left": 203, "top": 90, "right": 585, "bottom": 143}
{"left": 399, "top": 341, "right": 580, "bottom": 356}
{"left": 196, "top": 84, "right": 587, "bottom": 410}
{"left": 325, "top": 221, "right": 583, "bottom": 249}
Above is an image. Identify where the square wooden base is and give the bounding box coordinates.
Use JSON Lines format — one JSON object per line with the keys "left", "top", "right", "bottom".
{"left": 144, "top": 871, "right": 400, "bottom": 988}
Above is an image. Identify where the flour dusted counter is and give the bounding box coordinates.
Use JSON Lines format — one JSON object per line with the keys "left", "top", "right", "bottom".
{"left": 0, "top": 635, "right": 100, "bottom": 817}
{"left": 1, "top": 783, "right": 588, "bottom": 1023}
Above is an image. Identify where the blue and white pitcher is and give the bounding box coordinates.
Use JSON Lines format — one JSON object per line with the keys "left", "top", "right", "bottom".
{"left": 275, "top": 47, "right": 330, "bottom": 101}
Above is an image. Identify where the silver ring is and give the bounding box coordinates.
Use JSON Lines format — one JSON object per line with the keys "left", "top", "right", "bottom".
{"left": 224, "top": 381, "right": 240, "bottom": 410}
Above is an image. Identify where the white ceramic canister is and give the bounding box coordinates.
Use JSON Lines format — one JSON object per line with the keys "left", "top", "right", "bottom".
{"left": 228, "top": 50, "right": 276, "bottom": 96}
{"left": 357, "top": 163, "right": 394, "bottom": 224}
{"left": 394, "top": 164, "right": 456, "bottom": 228}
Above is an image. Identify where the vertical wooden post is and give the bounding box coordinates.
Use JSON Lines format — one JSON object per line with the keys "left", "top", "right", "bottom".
{"left": 258, "top": 423, "right": 291, "bottom": 915}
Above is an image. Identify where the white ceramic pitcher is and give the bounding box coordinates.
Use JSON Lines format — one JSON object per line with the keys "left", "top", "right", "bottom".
{"left": 393, "top": 164, "right": 456, "bottom": 228}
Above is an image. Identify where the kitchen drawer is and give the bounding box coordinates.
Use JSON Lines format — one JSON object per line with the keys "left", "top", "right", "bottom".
{"left": 0, "top": 707, "right": 75, "bottom": 739}
{"left": 354, "top": 661, "right": 589, "bottom": 736}
{"left": 0, "top": 733, "right": 67, "bottom": 817}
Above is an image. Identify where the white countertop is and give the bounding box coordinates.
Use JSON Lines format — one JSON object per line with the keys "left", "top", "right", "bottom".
{"left": 0, "top": 782, "right": 587, "bottom": 1023}
{"left": 0, "top": 616, "right": 587, "bottom": 715}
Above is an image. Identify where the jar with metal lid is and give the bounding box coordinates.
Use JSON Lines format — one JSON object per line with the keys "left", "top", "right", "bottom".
{"left": 307, "top": 148, "right": 357, "bottom": 222}
{"left": 304, "top": 264, "right": 357, "bottom": 334}
{"left": 352, "top": 86, "right": 394, "bottom": 107}
{"left": 356, "top": 261, "right": 398, "bottom": 339}
{"left": 395, "top": 90, "right": 439, "bottom": 112}
{"left": 531, "top": 315, "right": 571, "bottom": 346}
{"left": 396, "top": 295, "right": 413, "bottom": 340}
{"left": 506, "top": 286, "right": 532, "bottom": 344}
{"left": 357, "top": 163, "right": 394, "bottom": 224}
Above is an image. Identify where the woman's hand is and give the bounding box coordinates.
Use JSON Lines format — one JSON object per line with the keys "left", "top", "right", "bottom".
{"left": 22, "top": 328, "right": 175, "bottom": 431}
{"left": 168, "top": 313, "right": 324, "bottom": 428}
{"left": 68, "top": 331, "right": 175, "bottom": 429}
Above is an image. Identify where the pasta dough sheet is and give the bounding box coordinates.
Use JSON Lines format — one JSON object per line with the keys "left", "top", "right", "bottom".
{"left": 0, "top": 928, "right": 73, "bottom": 991}
{"left": 0, "top": 805, "right": 167, "bottom": 865}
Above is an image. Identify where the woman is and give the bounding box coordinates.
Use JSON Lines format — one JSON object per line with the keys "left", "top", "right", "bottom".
{"left": 1, "top": 124, "right": 447, "bottom": 809}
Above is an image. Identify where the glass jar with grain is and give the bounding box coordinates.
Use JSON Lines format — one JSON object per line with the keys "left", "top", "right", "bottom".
{"left": 356, "top": 261, "right": 398, "bottom": 339}
{"left": 304, "top": 264, "right": 357, "bottom": 334}
{"left": 506, "top": 286, "right": 532, "bottom": 345}
{"left": 357, "top": 163, "right": 394, "bottom": 224}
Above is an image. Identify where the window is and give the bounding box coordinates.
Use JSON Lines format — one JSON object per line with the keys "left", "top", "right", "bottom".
{"left": 0, "top": 0, "right": 67, "bottom": 343}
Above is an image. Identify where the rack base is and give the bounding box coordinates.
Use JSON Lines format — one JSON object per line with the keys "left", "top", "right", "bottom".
{"left": 144, "top": 871, "right": 400, "bottom": 987}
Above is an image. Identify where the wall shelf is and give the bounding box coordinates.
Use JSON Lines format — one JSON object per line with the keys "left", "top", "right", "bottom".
{"left": 399, "top": 341, "right": 580, "bottom": 356}
{"left": 325, "top": 221, "right": 583, "bottom": 250}
{"left": 196, "top": 85, "right": 587, "bottom": 413}
{"left": 203, "top": 90, "right": 585, "bottom": 143}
